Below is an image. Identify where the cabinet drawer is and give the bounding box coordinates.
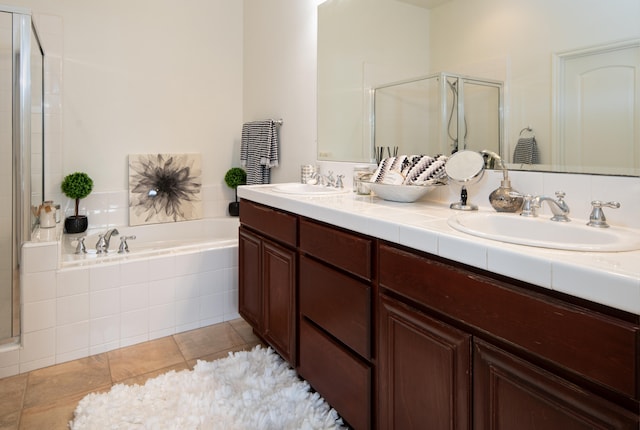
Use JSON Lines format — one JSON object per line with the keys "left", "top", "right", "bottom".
{"left": 299, "top": 318, "right": 371, "bottom": 430}
{"left": 239, "top": 200, "right": 297, "bottom": 247}
{"left": 299, "top": 218, "right": 373, "bottom": 280}
{"left": 300, "top": 255, "right": 371, "bottom": 359}
{"left": 379, "top": 244, "right": 640, "bottom": 400}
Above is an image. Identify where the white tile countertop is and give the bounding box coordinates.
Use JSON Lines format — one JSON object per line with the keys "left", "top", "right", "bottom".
{"left": 238, "top": 183, "right": 640, "bottom": 316}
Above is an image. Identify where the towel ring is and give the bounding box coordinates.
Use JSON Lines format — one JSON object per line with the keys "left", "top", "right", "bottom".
{"left": 520, "top": 126, "right": 533, "bottom": 136}
{"left": 519, "top": 126, "right": 534, "bottom": 138}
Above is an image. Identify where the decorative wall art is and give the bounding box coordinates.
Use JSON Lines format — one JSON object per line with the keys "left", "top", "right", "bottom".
{"left": 129, "top": 153, "right": 202, "bottom": 226}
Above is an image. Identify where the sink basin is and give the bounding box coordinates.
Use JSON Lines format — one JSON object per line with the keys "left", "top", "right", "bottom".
{"left": 272, "top": 183, "right": 349, "bottom": 195}
{"left": 448, "top": 212, "right": 640, "bottom": 252}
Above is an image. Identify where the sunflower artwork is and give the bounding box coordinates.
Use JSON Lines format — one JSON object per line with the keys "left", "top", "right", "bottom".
{"left": 128, "top": 153, "right": 203, "bottom": 226}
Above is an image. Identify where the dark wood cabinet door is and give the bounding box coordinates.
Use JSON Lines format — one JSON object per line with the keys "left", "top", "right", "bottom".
{"left": 299, "top": 318, "right": 371, "bottom": 430}
{"left": 378, "top": 294, "right": 472, "bottom": 430}
{"left": 473, "top": 339, "right": 639, "bottom": 430}
{"left": 262, "top": 239, "right": 297, "bottom": 365}
{"left": 238, "top": 227, "right": 262, "bottom": 331}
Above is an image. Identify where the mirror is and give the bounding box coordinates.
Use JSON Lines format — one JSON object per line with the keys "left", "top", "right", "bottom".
{"left": 445, "top": 150, "right": 485, "bottom": 210}
{"left": 317, "top": 0, "right": 640, "bottom": 176}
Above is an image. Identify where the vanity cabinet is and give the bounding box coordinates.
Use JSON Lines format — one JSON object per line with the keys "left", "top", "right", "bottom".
{"left": 297, "top": 218, "right": 375, "bottom": 430}
{"left": 238, "top": 197, "right": 639, "bottom": 429}
{"left": 238, "top": 200, "right": 297, "bottom": 365}
{"left": 378, "top": 243, "right": 639, "bottom": 430}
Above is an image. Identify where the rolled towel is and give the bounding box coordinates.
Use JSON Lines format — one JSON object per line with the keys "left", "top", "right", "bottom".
{"left": 403, "top": 154, "right": 448, "bottom": 185}
{"left": 371, "top": 154, "right": 448, "bottom": 185}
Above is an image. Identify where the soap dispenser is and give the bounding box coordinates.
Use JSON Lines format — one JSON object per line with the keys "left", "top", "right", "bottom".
{"left": 489, "top": 169, "right": 524, "bottom": 213}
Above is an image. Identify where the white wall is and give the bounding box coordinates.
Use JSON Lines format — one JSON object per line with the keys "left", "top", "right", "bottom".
{"left": 242, "top": 0, "right": 322, "bottom": 184}
{"left": 10, "top": 0, "right": 243, "bottom": 218}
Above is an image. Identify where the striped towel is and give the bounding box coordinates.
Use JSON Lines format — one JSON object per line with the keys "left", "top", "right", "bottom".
{"left": 240, "top": 120, "right": 279, "bottom": 185}
{"left": 371, "top": 154, "right": 448, "bottom": 185}
{"left": 513, "top": 136, "right": 540, "bottom": 164}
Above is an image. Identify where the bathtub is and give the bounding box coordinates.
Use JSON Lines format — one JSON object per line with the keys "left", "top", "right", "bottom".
{"left": 61, "top": 217, "right": 239, "bottom": 266}
{"left": 17, "top": 216, "right": 241, "bottom": 371}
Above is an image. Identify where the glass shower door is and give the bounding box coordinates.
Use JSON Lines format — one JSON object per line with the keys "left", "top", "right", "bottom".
{"left": 0, "top": 10, "right": 44, "bottom": 344}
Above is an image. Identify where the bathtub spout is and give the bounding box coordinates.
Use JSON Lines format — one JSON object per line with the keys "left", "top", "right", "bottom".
{"left": 96, "top": 228, "right": 119, "bottom": 253}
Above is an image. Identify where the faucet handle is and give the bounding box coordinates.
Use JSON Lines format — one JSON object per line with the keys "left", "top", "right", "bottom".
{"left": 75, "top": 236, "right": 87, "bottom": 254}
{"left": 95, "top": 234, "right": 106, "bottom": 253}
{"left": 520, "top": 194, "right": 539, "bottom": 217}
{"left": 555, "top": 191, "right": 566, "bottom": 201}
{"left": 118, "top": 235, "right": 137, "bottom": 253}
{"left": 587, "top": 200, "right": 620, "bottom": 228}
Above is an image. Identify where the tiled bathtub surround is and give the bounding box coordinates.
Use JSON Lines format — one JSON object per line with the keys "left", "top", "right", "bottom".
{"left": 0, "top": 222, "right": 239, "bottom": 378}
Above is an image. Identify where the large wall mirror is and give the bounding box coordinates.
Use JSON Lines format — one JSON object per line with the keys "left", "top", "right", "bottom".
{"left": 317, "top": 0, "right": 640, "bottom": 176}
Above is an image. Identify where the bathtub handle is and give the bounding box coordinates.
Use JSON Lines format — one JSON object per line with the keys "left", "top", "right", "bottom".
{"left": 75, "top": 236, "right": 87, "bottom": 254}
{"left": 118, "top": 235, "right": 137, "bottom": 254}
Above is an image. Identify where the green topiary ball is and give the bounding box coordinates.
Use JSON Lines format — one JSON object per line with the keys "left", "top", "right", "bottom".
{"left": 61, "top": 172, "right": 94, "bottom": 200}
{"left": 224, "top": 167, "right": 247, "bottom": 189}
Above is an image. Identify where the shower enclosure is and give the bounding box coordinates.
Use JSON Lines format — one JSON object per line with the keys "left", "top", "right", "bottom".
{"left": 373, "top": 72, "right": 503, "bottom": 160}
{"left": 0, "top": 7, "right": 44, "bottom": 345}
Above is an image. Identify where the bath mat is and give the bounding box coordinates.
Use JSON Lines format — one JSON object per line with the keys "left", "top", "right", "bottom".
{"left": 69, "top": 346, "right": 345, "bottom": 430}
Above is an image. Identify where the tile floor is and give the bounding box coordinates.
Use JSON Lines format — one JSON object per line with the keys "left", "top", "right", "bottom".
{"left": 0, "top": 318, "right": 263, "bottom": 430}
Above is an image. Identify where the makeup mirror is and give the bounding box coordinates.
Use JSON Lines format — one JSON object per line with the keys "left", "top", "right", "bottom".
{"left": 445, "top": 150, "right": 485, "bottom": 210}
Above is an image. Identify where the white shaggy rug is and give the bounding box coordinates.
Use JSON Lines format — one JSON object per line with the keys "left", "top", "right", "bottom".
{"left": 69, "top": 346, "right": 345, "bottom": 430}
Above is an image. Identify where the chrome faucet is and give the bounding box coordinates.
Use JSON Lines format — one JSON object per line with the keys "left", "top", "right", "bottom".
{"left": 520, "top": 191, "right": 570, "bottom": 222}
{"left": 95, "top": 228, "right": 119, "bottom": 253}
{"left": 75, "top": 236, "right": 87, "bottom": 254}
{"left": 587, "top": 200, "right": 620, "bottom": 228}
{"left": 118, "top": 235, "right": 137, "bottom": 253}
{"left": 308, "top": 171, "right": 343, "bottom": 188}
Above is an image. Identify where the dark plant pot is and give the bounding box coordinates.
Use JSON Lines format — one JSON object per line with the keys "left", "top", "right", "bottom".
{"left": 64, "top": 215, "right": 88, "bottom": 234}
{"left": 228, "top": 201, "right": 240, "bottom": 217}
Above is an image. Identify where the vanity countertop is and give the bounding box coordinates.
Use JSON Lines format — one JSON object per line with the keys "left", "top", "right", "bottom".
{"left": 238, "top": 184, "right": 640, "bottom": 316}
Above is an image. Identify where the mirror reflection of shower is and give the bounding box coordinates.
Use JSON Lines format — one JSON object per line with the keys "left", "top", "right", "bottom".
{"left": 0, "top": 8, "right": 44, "bottom": 345}
{"left": 446, "top": 78, "right": 468, "bottom": 153}
{"left": 372, "top": 72, "right": 503, "bottom": 160}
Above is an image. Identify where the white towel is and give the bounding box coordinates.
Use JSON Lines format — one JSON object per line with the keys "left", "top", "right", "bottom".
{"left": 240, "top": 120, "right": 280, "bottom": 185}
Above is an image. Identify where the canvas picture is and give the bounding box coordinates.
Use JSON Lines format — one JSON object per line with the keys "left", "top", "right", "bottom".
{"left": 129, "top": 153, "right": 202, "bottom": 226}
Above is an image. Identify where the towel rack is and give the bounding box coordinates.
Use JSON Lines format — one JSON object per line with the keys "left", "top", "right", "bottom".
{"left": 519, "top": 126, "right": 532, "bottom": 136}
{"left": 273, "top": 119, "right": 283, "bottom": 126}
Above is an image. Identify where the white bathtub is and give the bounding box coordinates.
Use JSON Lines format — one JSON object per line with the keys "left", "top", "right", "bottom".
{"left": 20, "top": 216, "right": 243, "bottom": 368}
{"left": 61, "top": 217, "right": 239, "bottom": 266}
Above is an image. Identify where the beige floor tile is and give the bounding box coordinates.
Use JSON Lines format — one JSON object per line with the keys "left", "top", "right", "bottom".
{"left": 174, "top": 322, "right": 245, "bottom": 361}
{"left": 229, "top": 318, "right": 261, "bottom": 344}
{"left": 108, "top": 336, "right": 185, "bottom": 382}
{"left": 23, "top": 354, "right": 111, "bottom": 410}
{"left": 117, "top": 361, "right": 190, "bottom": 387}
{"left": 0, "top": 373, "right": 27, "bottom": 430}
{"left": 21, "top": 391, "right": 94, "bottom": 430}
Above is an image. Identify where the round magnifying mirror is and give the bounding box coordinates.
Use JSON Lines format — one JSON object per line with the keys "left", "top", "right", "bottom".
{"left": 445, "top": 150, "right": 485, "bottom": 210}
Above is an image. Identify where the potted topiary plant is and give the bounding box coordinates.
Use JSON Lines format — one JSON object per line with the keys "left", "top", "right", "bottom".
{"left": 61, "top": 172, "right": 93, "bottom": 233}
{"left": 224, "top": 167, "right": 246, "bottom": 217}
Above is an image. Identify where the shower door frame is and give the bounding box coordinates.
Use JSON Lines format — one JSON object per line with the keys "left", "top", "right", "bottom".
{"left": 4, "top": 8, "right": 44, "bottom": 344}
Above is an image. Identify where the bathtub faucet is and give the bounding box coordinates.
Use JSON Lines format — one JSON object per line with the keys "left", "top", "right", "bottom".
{"left": 96, "top": 228, "right": 119, "bottom": 253}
